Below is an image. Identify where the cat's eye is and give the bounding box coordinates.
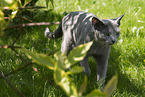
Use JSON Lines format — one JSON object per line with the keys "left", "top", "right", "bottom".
{"left": 105, "top": 33, "right": 110, "bottom": 36}
{"left": 116, "top": 33, "right": 120, "bottom": 35}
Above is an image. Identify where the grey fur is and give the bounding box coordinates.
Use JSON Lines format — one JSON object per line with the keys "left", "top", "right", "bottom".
{"left": 45, "top": 11, "right": 124, "bottom": 87}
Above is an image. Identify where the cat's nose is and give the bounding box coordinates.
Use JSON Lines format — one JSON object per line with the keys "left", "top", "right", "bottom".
{"left": 112, "top": 41, "right": 115, "bottom": 43}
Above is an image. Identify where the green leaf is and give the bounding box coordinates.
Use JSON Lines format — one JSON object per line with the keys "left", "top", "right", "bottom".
{"left": 24, "top": 0, "right": 32, "bottom": 6}
{"left": 54, "top": 65, "right": 78, "bottom": 96}
{"left": 66, "top": 41, "right": 93, "bottom": 67}
{"left": 22, "top": 49, "right": 54, "bottom": 70}
{"left": 0, "top": 10, "right": 5, "bottom": 36}
{"left": 0, "top": 10, "right": 4, "bottom": 21}
{"left": 1, "top": 0, "right": 18, "bottom": 9}
{"left": 54, "top": 51, "right": 66, "bottom": 70}
{"left": 10, "top": 10, "right": 18, "bottom": 19}
{"left": 79, "top": 75, "right": 87, "bottom": 96}
{"left": 86, "top": 89, "right": 106, "bottom": 97}
{"left": 67, "top": 66, "right": 84, "bottom": 74}
{"left": 104, "top": 74, "right": 118, "bottom": 97}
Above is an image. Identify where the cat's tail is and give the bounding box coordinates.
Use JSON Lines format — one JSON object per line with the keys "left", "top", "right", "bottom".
{"left": 44, "top": 23, "right": 63, "bottom": 39}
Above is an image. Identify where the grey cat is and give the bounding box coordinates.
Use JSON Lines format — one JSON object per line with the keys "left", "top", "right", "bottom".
{"left": 45, "top": 11, "right": 124, "bottom": 87}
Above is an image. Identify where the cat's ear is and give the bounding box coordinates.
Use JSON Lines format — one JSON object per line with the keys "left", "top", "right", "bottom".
{"left": 112, "top": 14, "right": 125, "bottom": 26}
{"left": 92, "top": 17, "right": 105, "bottom": 28}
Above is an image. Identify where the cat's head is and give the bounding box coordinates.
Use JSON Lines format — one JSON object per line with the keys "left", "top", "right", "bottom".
{"left": 92, "top": 14, "right": 125, "bottom": 45}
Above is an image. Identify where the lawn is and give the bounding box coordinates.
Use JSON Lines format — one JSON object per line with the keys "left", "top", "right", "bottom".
{"left": 0, "top": 0, "right": 145, "bottom": 96}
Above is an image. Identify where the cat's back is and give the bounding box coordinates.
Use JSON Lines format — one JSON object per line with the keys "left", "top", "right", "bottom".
{"left": 62, "top": 11, "right": 96, "bottom": 28}
{"left": 61, "top": 12, "right": 97, "bottom": 46}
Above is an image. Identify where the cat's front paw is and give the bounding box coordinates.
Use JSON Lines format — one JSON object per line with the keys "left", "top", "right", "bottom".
{"left": 84, "top": 68, "right": 91, "bottom": 76}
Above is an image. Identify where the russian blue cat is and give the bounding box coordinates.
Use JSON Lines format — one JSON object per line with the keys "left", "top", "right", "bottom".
{"left": 45, "top": 11, "right": 124, "bottom": 87}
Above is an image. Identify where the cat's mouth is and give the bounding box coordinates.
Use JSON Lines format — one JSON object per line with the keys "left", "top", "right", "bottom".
{"left": 106, "top": 40, "right": 117, "bottom": 45}
{"left": 108, "top": 43, "right": 114, "bottom": 45}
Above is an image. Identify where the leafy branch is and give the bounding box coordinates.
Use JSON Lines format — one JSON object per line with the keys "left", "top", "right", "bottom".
{"left": 21, "top": 41, "right": 118, "bottom": 97}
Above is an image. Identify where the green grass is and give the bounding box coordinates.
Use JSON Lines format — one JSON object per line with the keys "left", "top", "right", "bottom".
{"left": 0, "top": 0, "right": 145, "bottom": 96}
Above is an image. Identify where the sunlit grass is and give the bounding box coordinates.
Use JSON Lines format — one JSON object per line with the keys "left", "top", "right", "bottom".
{"left": 0, "top": 0, "right": 145, "bottom": 96}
